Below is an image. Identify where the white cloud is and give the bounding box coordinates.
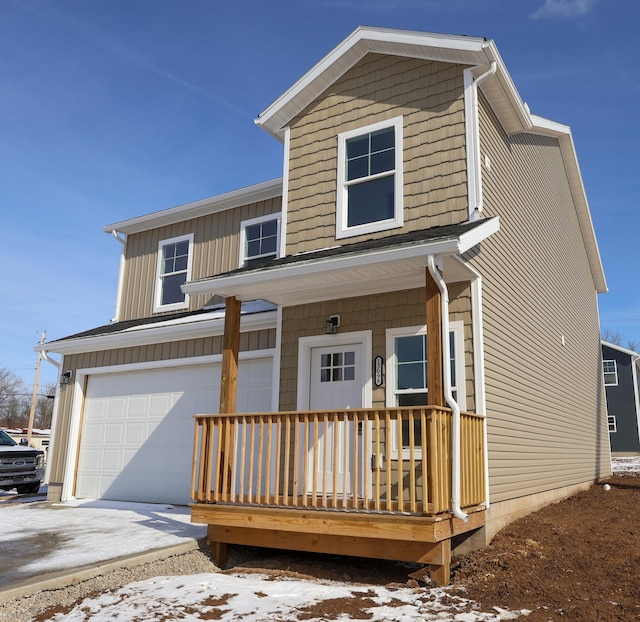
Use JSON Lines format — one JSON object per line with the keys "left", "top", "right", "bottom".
{"left": 531, "top": 0, "right": 598, "bottom": 19}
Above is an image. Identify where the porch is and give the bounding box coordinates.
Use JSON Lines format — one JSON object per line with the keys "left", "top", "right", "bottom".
{"left": 190, "top": 405, "right": 486, "bottom": 585}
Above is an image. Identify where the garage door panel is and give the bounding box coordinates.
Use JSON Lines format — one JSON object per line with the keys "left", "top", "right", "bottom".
{"left": 75, "top": 358, "right": 272, "bottom": 504}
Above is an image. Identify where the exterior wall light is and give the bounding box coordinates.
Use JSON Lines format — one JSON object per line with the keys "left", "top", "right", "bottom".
{"left": 326, "top": 315, "right": 340, "bottom": 334}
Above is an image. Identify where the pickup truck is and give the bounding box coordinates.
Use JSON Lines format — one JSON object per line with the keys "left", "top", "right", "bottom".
{"left": 0, "top": 429, "right": 45, "bottom": 494}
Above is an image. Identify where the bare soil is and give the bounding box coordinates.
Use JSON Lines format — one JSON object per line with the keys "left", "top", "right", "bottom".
{"left": 228, "top": 472, "right": 640, "bottom": 620}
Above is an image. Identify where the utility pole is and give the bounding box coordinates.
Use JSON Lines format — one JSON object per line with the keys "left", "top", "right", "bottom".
{"left": 27, "top": 331, "right": 45, "bottom": 444}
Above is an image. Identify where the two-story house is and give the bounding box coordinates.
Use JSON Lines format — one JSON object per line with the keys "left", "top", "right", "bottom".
{"left": 602, "top": 341, "right": 640, "bottom": 455}
{"left": 38, "top": 26, "right": 610, "bottom": 585}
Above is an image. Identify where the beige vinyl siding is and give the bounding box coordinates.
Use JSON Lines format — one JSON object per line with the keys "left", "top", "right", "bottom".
{"left": 279, "top": 284, "right": 473, "bottom": 411}
{"left": 286, "top": 53, "right": 468, "bottom": 255}
{"left": 120, "top": 197, "right": 281, "bottom": 321}
{"left": 471, "top": 94, "right": 610, "bottom": 503}
{"left": 46, "top": 329, "right": 276, "bottom": 487}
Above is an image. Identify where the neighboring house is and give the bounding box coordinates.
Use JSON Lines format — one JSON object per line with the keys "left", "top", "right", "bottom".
{"left": 602, "top": 341, "right": 640, "bottom": 455}
{"left": 37, "top": 27, "right": 610, "bottom": 584}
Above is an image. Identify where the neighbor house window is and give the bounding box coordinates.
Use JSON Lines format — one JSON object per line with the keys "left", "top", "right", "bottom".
{"left": 336, "top": 117, "right": 403, "bottom": 239}
{"left": 386, "top": 322, "right": 465, "bottom": 456}
{"left": 603, "top": 360, "right": 618, "bottom": 386}
{"left": 154, "top": 233, "right": 193, "bottom": 313}
{"left": 608, "top": 415, "right": 617, "bottom": 433}
{"left": 239, "top": 214, "right": 281, "bottom": 267}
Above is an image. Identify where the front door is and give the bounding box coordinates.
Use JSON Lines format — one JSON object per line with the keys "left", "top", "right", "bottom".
{"left": 308, "top": 341, "right": 366, "bottom": 496}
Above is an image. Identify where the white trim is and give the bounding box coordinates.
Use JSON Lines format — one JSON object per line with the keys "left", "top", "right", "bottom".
{"left": 603, "top": 359, "right": 618, "bottom": 386}
{"left": 37, "top": 307, "right": 278, "bottom": 356}
{"left": 280, "top": 128, "right": 290, "bottom": 258}
{"left": 110, "top": 232, "right": 127, "bottom": 322}
{"left": 385, "top": 321, "right": 465, "bottom": 459}
{"left": 297, "top": 331, "right": 373, "bottom": 411}
{"left": 336, "top": 116, "right": 404, "bottom": 239}
{"left": 238, "top": 213, "right": 282, "bottom": 268}
{"left": 60, "top": 350, "right": 275, "bottom": 502}
{"left": 464, "top": 68, "right": 479, "bottom": 220}
{"left": 43, "top": 357, "right": 64, "bottom": 486}
{"left": 104, "top": 178, "right": 283, "bottom": 236}
{"left": 153, "top": 233, "right": 194, "bottom": 314}
{"left": 272, "top": 306, "right": 283, "bottom": 412}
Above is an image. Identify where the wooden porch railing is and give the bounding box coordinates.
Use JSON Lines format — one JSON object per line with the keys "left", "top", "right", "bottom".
{"left": 191, "top": 407, "right": 485, "bottom": 516}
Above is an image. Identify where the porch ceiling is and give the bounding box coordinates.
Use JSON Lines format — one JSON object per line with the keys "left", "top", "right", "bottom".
{"left": 183, "top": 217, "right": 498, "bottom": 306}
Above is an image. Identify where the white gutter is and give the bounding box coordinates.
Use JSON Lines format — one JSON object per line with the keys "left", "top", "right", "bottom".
{"left": 427, "top": 254, "right": 468, "bottom": 522}
{"left": 464, "top": 62, "right": 497, "bottom": 221}
{"left": 109, "top": 231, "right": 127, "bottom": 323}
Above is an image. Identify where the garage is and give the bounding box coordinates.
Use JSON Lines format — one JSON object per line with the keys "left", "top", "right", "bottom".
{"left": 74, "top": 357, "right": 272, "bottom": 504}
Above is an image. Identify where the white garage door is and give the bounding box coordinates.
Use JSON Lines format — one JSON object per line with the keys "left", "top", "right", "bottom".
{"left": 75, "top": 358, "right": 272, "bottom": 504}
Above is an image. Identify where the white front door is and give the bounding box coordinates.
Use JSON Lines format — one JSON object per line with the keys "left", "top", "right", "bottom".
{"left": 307, "top": 340, "right": 366, "bottom": 496}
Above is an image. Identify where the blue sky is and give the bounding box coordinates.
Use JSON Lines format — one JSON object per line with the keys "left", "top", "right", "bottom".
{"left": 2, "top": 0, "right": 638, "bottom": 390}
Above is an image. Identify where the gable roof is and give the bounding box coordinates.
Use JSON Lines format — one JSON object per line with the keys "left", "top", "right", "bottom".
{"left": 255, "top": 26, "right": 530, "bottom": 141}
{"left": 254, "top": 25, "right": 606, "bottom": 294}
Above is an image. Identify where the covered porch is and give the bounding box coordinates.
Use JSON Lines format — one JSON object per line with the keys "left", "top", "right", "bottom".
{"left": 184, "top": 220, "right": 497, "bottom": 585}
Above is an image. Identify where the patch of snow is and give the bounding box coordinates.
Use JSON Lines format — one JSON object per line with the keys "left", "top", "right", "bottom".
{"left": 611, "top": 456, "right": 640, "bottom": 475}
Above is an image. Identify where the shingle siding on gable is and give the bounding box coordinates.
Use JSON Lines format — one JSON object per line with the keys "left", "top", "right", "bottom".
{"left": 120, "top": 196, "right": 281, "bottom": 321}
{"left": 285, "top": 54, "right": 469, "bottom": 255}
{"left": 472, "top": 93, "right": 610, "bottom": 502}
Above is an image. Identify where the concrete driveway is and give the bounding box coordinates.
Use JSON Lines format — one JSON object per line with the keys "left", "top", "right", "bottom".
{"left": 0, "top": 493, "right": 206, "bottom": 602}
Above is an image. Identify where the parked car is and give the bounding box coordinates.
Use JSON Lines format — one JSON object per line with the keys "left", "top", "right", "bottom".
{"left": 0, "top": 429, "right": 45, "bottom": 494}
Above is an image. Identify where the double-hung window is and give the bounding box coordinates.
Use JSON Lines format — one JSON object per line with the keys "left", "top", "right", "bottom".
{"left": 154, "top": 233, "right": 193, "bottom": 313}
{"left": 239, "top": 214, "right": 281, "bottom": 267}
{"left": 336, "top": 117, "right": 403, "bottom": 239}
{"left": 386, "top": 322, "right": 466, "bottom": 457}
{"left": 603, "top": 360, "right": 618, "bottom": 386}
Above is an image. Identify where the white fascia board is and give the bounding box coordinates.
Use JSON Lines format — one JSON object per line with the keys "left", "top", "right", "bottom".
{"left": 256, "top": 26, "right": 490, "bottom": 140}
{"left": 103, "top": 178, "right": 283, "bottom": 236}
{"left": 602, "top": 340, "right": 640, "bottom": 358}
{"left": 35, "top": 310, "right": 278, "bottom": 356}
{"left": 184, "top": 217, "right": 499, "bottom": 298}
{"left": 529, "top": 115, "right": 607, "bottom": 294}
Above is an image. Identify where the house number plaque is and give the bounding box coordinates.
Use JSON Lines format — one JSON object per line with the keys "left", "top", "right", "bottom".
{"left": 374, "top": 356, "right": 383, "bottom": 386}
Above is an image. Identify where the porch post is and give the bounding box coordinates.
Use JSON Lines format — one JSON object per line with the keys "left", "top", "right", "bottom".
{"left": 220, "top": 295, "right": 241, "bottom": 414}
{"left": 211, "top": 295, "right": 241, "bottom": 568}
{"left": 426, "top": 267, "right": 445, "bottom": 407}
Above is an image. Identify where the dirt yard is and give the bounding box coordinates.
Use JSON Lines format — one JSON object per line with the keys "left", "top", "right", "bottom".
{"left": 229, "top": 470, "right": 640, "bottom": 620}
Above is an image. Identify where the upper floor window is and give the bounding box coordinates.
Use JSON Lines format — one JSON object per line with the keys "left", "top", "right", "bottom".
{"left": 603, "top": 360, "right": 618, "bottom": 386}
{"left": 336, "top": 117, "right": 403, "bottom": 239}
{"left": 154, "top": 233, "right": 193, "bottom": 313}
{"left": 239, "top": 214, "right": 281, "bottom": 267}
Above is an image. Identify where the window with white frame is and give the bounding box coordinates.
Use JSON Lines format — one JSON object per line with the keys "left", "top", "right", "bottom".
{"left": 154, "top": 233, "right": 193, "bottom": 313}
{"left": 336, "top": 117, "right": 403, "bottom": 239}
{"left": 386, "top": 322, "right": 466, "bottom": 455}
{"left": 608, "top": 415, "right": 617, "bottom": 433}
{"left": 239, "top": 214, "right": 281, "bottom": 267}
{"left": 603, "top": 360, "right": 618, "bottom": 386}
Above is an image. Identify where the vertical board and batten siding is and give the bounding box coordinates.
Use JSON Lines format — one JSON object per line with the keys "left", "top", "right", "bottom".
{"left": 285, "top": 54, "right": 468, "bottom": 256}
{"left": 470, "top": 95, "right": 610, "bottom": 503}
{"left": 279, "top": 284, "right": 473, "bottom": 411}
{"left": 119, "top": 197, "right": 281, "bottom": 321}
{"left": 46, "top": 330, "right": 276, "bottom": 488}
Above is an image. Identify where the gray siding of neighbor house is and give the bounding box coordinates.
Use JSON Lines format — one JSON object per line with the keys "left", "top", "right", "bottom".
{"left": 470, "top": 94, "right": 610, "bottom": 503}
{"left": 119, "top": 196, "right": 281, "bottom": 321}
{"left": 286, "top": 53, "right": 469, "bottom": 256}
{"left": 602, "top": 344, "right": 640, "bottom": 454}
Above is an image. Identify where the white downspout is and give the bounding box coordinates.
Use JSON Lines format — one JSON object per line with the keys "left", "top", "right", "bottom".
{"left": 110, "top": 230, "right": 127, "bottom": 323}
{"left": 427, "top": 255, "right": 468, "bottom": 522}
{"left": 464, "top": 62, "right": 497, "bottom": 221}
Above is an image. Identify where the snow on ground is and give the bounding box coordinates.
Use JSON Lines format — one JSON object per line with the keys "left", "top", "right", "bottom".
{"left": 611, "top": 455, "right": 640, "bottom": 474}
{"left": 51, "top": 573, "right": 529, "bottom": 622}
{"left": 4, "top": 457, "right": 639, "bottom": 620}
